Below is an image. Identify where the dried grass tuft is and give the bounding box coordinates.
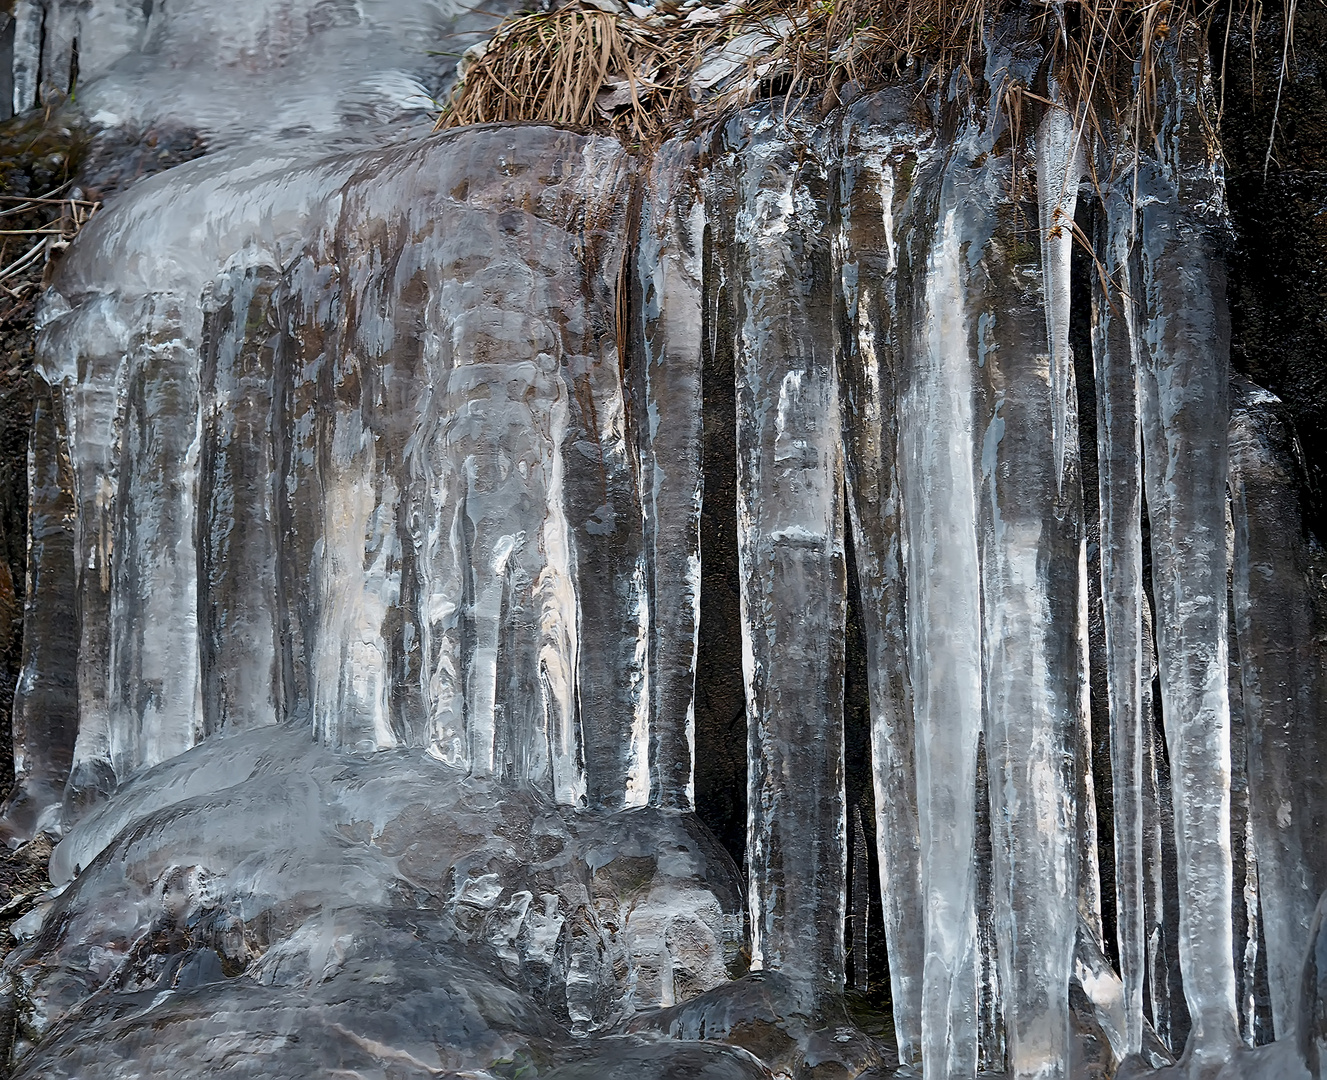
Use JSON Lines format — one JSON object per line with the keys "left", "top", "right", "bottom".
{"left": 436, "top": 0, "right": 1299, "bottom": 150}
{"left": 0, "top": 188, "right": 100, "bottom": 325}
{"left": 438, "top": 3, "right": 713, "bottom": 143}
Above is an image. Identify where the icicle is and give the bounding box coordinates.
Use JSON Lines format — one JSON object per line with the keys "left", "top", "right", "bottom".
{"left": 975, "top": 129, "right": 1079, "bottom": 1079}
{"left": 1134, "top": 42, "right": 1240, "bottom": 1058}
{"left": 1036, "top": 98, "right": 1082, "bottom": 495}
{"left": 633, "top": 136, "right": 706, "bottom": 811}
{"left": 1229, "top": 377, "right": 1327, "bottom": 1037}
{"left": 833, "top": 97, "right": 929, "bottom": 1063}
{"left": 898, "top": 146, "right": 982, "bottom": 1078}
{"left": 1093, "top": 178, "right": 1149, "bottom": 1055}
{"left": 10, "top": 0, "right": 40, "bottom": 114}
{"left": 2, "top": 381, "right": 78, "bottom": 838}
{"left": 729, "top": 114, "right": 846, "bottom": 1002}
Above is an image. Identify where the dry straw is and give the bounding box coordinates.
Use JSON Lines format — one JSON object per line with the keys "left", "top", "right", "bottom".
{"left": 437, "top": 0, "right": 1297, "bottom": 147}
{"left": 438, "top": 4, "right": 713, "bottom": 143}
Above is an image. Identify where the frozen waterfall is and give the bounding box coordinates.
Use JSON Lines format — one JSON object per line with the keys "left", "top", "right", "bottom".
{"left": 2, "top": 1, "right": 1327, "bottom": 1078}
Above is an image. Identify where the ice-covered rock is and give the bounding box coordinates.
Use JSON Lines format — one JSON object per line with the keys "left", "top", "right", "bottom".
{"left": 4, "top": 725, "right": 744, "bottom": 1074}
{"left": 10, "top": 0, "right": 519, "bottom": 149}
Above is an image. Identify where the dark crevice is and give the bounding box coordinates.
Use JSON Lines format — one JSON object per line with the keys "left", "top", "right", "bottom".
{"left": 843, "top": 522, "right": 886, "bottom": 994}
{"left": 1072, "top": 190, "right": 1118, "bottom": 971}
{"left": 975, "top": 734, "right": 1005, "bottom": 1072}
{"left": 34, "top": 7, "right": 45, "bottom": 110}
{"left": 694, "top": 222, "right": 747, "bottom": 869}
{"left": 1214, "top": 0, "right": 1327, "bottom": 544}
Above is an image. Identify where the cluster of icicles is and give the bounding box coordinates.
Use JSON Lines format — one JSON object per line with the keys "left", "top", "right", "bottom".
{"left": 6, "top": 30, "right": 1326, "bottom": 1080}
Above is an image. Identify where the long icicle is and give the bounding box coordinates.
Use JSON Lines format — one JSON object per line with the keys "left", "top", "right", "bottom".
{"left": 1094, "top": 172, "right": 1149, "bottom": 1054}
{"left": 731, "top": 113, "right": 847, "bottom": 1004}
{"left": 1134, "top": 36, "right": 1239, "bottom": 1059}
{"left": 834, "top": 102, "right": 929, "bottom": 1063}
{"left": 899, "top": 136, "right": 983, "bottom": 1077}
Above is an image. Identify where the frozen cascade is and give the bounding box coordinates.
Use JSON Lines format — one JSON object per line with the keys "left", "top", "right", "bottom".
{"left": 7, "top": 0, "right": 517, "bottom": 149}
{"left": 3, "top": 4, "right": 1327, "bottom": 1078}
{"left": 29, "top": 130, "right": 655, "bottom": 803}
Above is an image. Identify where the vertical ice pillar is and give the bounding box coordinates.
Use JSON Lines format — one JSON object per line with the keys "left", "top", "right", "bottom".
{"left": 313, "top": 129, "right": 638, "bottom": 805}
{"left": 272, "top": 252, "right": 337, "bottom": 733}
{"left": 970, "top": 121, "right": 1079, "bottom": 1079}
{"left": 107, "top": 297, "right": 204, "bottom": 777}
{"left": 2, "top": 380, "right": 78, "bottom": 838}
{"left": 198, "top": 268, "right": 283, "bottom": 737}
{"left": 730, "top": 115, "right": 846, "bottom": 1002}
{"left": 1093, "top": 178, "right": 1149, "bottom": 1055}
{"left": 1134, "top": 44, "right": 1239, "bottom": 1058}
{"left": 1229, "top": 378, "right": 1327, "bottom": 1036}
{"left": 309, "top": 317, "right": 400, "bottom": 753}
{"left": 897, "top": 143, "right": 982, "bottom": 1078}
{"left": 545, "top": 138, "right": 645, "bottom": 808}
{"left": 833, "top": 95, "right": 928, "bottom": 1063}
{"left": 48, "top": 297, "right": 131, "bottom": 810}
{"left": 394, "top": 135, "right": 596, "bottom": 801}
{"left": 632, "top": 136, "right": 705, "bottom": 811}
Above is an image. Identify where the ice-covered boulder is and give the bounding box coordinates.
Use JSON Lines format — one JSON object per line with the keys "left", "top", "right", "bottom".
{"left": 4, "top": 725, "right": 745, "bottom": 1074}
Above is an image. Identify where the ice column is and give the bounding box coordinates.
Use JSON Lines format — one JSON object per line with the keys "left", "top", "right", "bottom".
{"left": 271, "top": 251, "right": 339, "bottom": 734}
{"left": 198, "top": 268, "right": 283, "bottom": 738}
{"left": 309, "top": 297, "right": 400, "bottom": 752}
{"left": 729, "top": 115, "right": 846, "bottom": 1001}
{"left": 1229, "top": 378, "right": 1327, "bottom": 1035}
{"left": 48, "top": 297, "right": 132, "bottom": 808}
{"left": 897, "top": 137, "right": 982, "bottom": 1077}
{"left": 3, "top": 381, "right": 78, "bottom": 836}
{"left": 632, "top": 137, "right": 706, "bottom": 810}
{"left": 974, "top": 128, "right": 1079, "bottom": 1079}
{"left": 833, "top": 95, "right": 928, "bottom": 1063}
{"left": 534, "top": 142, "right": 648, "bottom": 808}
{"left": 315, "top": 130, "right": 637, "bottom": 803}
{"left": 106, "top": 297, "right": 205, "bottom": 778}
{"left": 1092, "top": 177, "right": 1150, "bottom": 1055}
{"left": 1135, "top": 49, "right": 1239, "bottom": 1056}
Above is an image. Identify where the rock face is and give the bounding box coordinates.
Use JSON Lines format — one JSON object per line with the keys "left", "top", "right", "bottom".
{"left": 5, "top": 2, "right": 1327, "bottom": 1078}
